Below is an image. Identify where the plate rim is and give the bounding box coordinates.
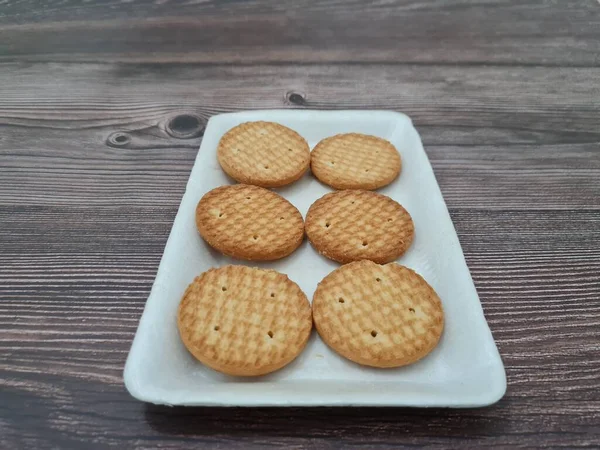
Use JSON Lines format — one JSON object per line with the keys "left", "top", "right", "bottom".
{"left": 123, "top": 109, "right": 507, "bottom": 408}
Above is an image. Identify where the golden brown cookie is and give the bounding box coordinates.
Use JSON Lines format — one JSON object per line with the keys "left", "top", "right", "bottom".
{"left": 311, "top": 133, "right": 401, "bottom": 190}
{"left": 178, "top": 265, "right": 313, "bottom": 376}
{"left": 217, "top": 121, "right": 310, "bottom": 188}
{"left": 196, "top": 184, "right": 304, "bottom": 261}
{"left": 312, "top": 261, "right": 444, "bottom": 368}
{"left": 305, "top": 190, "right": 414, "bottom": 264}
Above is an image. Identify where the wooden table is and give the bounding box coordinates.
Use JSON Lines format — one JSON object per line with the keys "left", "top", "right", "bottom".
{"left": 1, "top": 1, "right": 599, "bottom": 448}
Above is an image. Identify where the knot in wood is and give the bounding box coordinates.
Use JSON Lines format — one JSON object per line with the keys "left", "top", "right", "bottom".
{"left": 107, "top": 132, "right": 131, "bottom": 147}
{"left": 286, "top": 91, "right": 306, "bottom": 106}
{"left": 166, "top": 114, "right": 205, "bottom": 139}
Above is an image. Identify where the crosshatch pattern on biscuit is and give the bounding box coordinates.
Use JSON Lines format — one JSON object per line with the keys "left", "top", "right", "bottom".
{"left": 305, "top": 190, "right": 414, "bottom": 264}
{"left": 196, "top": 184, "right": 305, "bottom": 261}
{"left": 178, "top": 265, "right": 312, "bottom": 376}
{"left": 313, "top": 261, "right": 444, "bottom": 368}
{"left": 311, "top": 133, "right": 401, "bottom": 190}
{"left": 218, "top": 121, "right": 310, "bottom": 187}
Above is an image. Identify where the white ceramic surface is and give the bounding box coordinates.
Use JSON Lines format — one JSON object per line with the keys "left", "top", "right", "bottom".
{"left": 124, "top": 110, "right": 506, "bottom": 407}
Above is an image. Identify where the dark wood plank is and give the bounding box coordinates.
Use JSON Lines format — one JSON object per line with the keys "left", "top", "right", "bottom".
{"left": 0, "top": 0, "right": 599, "bottom": 66}
{"left": 0, "top": 63, "right": 599, "bottom": 210}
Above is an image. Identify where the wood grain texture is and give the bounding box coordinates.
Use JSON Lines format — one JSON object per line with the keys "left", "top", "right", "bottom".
{"left": 1, "top": 0, "right": 600, "bottom": 66}
{"left": 1, "top": 0, "right": 600, "bottom": 448}
{"left": 0, "top": 64, "right": 598, "bottom": 210}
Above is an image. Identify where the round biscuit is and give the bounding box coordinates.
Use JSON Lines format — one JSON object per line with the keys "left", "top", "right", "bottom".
{"left": 311, "top": 133, "right": 401, "bottom": 190}
{"left": 217, "top": 121, "right": 310, "bottom": 187}
{"left": 305, "top": 190, "right": 414, "bottom": 264}
{"left": 178, "top": 265, "right": 313, "bottom": 376}
{"left": 196, "top": 184, "right": 304, "bottom": 261}
{"left": 312, "top": 261, "right": 444, "bottom": 368}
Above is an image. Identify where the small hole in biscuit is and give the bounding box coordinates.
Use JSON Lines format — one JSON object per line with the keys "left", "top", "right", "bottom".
{"left": 253, "top": 235, "right": 258, "bottom": 240}
{"left": 362, "top": 240, "right": 368, "bottom": 247}
{"left": 214, "top": 326, "right": 220, "bottom": 331}
{"left": 270, "top": 292, "right": 275, "bottom": 298}
{"left": 280, "top": 217, "right": 284, "bottom": 220}
{"left": 264, "top": 165, "right": 269, "bottom": 169}
{"left": 371, "top": 330, "right": 378, "bottom": 337}
{"left": 330, "top": 161, "right": 335, "bottom": 165}
{"left": 325, "top": 222, "right": 330, "bottom": 228}
{"left": 388, "top": 218, "right": 393, "bottom": 222}
{"left": 376, "top": 278, "right": 381, "bottom": 282}
{"left": 221, "top": 286, "right": 227, "bottom": 291}
{"left": 365, "top": 169, "right": 370, "bottom": 173}
{"left": 218, "top": 213, "right": 223, "bottom": 218}
{"left": 268, "top": 331, "right": 274, "bottom": 338}
{"left": 409, "top": 308, "right": 416, "bottom": 313}
{"left": 246, "top": 197, "right": 251, "bottom": 200}
{"left": 351, "top": 201, "right": 355, "bottom": 205}
{"left": 338, "top": 297, "right": 345, "bottom": 303}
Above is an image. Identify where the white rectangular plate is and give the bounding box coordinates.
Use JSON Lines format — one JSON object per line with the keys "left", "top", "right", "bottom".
{"left": 124, "top": 110, "right": 506, "bottom": 407}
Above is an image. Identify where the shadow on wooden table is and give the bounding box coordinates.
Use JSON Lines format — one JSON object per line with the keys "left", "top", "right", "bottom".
{"left": 144, "top": 402, "right": 509, "bottom": 439}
